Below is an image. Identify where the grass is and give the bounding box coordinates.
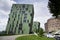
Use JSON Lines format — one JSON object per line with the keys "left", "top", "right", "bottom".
{"left": 15, "top": 35, "right": 55, "bottom": 40}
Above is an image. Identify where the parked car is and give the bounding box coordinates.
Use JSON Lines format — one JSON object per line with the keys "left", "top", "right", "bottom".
{"left": 54, "top": 34, "right": 60, "bottom": 40}
{"left": 44, "top": 33, "right": 55, "bottom": 38}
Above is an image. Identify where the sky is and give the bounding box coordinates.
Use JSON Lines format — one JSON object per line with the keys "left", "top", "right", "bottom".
{"left": 0, "top": 0, "right": 52, "bottom": 31}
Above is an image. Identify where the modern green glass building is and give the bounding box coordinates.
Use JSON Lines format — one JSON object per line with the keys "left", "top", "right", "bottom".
{"left": 32, "top": 22, "right": 40, "bottom": 33}
{"left": 6, "top": 4, "right": 34, "bottom": 34}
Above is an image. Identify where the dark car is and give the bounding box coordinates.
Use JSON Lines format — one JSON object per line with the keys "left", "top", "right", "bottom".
{"left": 54, "top": 34, "right": 60, "bottom": 40}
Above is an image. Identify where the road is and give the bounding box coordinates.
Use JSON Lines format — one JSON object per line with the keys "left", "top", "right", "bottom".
{"left": 0, "top": 34, "right": 33, "bottom": 40}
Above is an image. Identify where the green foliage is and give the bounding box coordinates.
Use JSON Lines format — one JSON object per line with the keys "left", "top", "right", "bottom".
{"left": 38, "top": 28, "right": 44, "bottom": 37}
{"left": 48, "top": 0, "right": 60, "bottom": 18}
{"left": 15, "top": 35, "right": 55, "bottom": 40}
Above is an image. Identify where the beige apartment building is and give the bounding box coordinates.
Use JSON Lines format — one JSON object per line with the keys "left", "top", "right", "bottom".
{"left": 45, "top": 18, "right": 60, "bottom": 33}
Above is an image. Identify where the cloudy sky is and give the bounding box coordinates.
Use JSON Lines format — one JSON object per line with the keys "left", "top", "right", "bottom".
{"left": 0, "top": 0, "right": 52, "bottom": 31}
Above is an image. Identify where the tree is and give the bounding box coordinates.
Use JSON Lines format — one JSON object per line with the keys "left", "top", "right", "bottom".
{"left": 48, "top": 0, "right": 60, "bottom": 18}
{"left": 38, "top": 28, "right": 44, "bottom": 37}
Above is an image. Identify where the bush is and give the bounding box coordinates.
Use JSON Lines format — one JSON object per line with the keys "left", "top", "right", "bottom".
{"left": 38, "top": 28, "right": 44, "bottom": 37}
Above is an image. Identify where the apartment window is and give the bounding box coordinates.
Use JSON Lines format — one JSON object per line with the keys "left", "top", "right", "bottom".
{"left": 18, "top": 30, "right": 20, "bottom": 33}
{"left": 9, "top": 18, "right": 10, "bottom": 21}
{"left": 29, "top": 23, "right": 31, "bottom": 27}
{"left": 24, "top": 16, "right": 27, "bottom": 19}
{"left": 24, "top": 13, "right": 27, "bottom": 16}
{"left": 12, "top": 24, "right": 14, "bottom": 27}
{"left": 23, "top": 20, "right": 26, "bottom": 22}
{"left": 9, "top": 24, "right": 11, "bottom": 32}
{"left": 15, "top": 6, "right": 17, "bottom": 8}
{"left": 19, "top": 24, "right": 22, "bottom": 30}
{"left": 11, "top": 25, "right": 13, "bottom": 31}
{"left": 14, "top": 26, "right": 16, "bottom": 33}
{"left": 19, "top": 24, "right": 22, "bottom": 26}
{"left": 11, "top": 10, "right": 12, "bottom": 12}
{"left": 11, "top": 21, "right": 14, "bottom": 30}
{"left": 26, "top": 8, "right": 28, "bottom": 11}
{"left": 30, "top": 13, "right": 33, "bottom": 16}
{"left": 17, "top": 21, "right": 18, "bottom": 24}
{"left": 14, "top": 18, "right": 15, "bottom": 21}
{"left": 10, "top": 24, "right": 11, "bottom": 28}
{"left": 27, "top": 20, "right": 29, "bottom": 23}
{"left": 19, "top": 26, "right": 22, "bottom": 30}
{"left": 22, "top": 31, "right": 23, "bottom": 34}
{"left": 22, "top": 11, "right": 25, "bottom": 14}
{"left": 34, "top": 25, "right": 36, "bottom": 26}
{"left": 18, "top": 14, "right": 20, "bottom": 19}
{"left": 14, "top": 4, "right": 16, "bottom": 6}
{"left": 22, "top": 5, "right": 25, "bottom": 8}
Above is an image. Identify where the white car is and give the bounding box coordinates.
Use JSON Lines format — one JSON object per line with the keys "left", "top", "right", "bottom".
{"left": 47, "top": 34, "right": 55, "bottom": 38}
{"left": 44, "top": 33, "right": 55, "bottom": 38}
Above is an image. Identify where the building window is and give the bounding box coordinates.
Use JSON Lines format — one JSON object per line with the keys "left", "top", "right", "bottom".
{"left": 29, "top": 23, "right": 31, "bottom": 27}
{"left": 19, "top": 24, "right": 22, "bottom": 30}
{"left": 24, "top": 13, "right": 27, "bottom": 16}
{"left": 18, "top": 30, "right": 20, "bottom": 33}
{"left": 14, "top": 26, "right": 16, "bottom": 33}
{"left": 22, "top": 31, "right": 23, "bottom": 34}
{"left": 11, "top": 25, "right": 13, "bottom": 31}
{"left": 11, "top": 10, "right": 12, "bottom": 12}
{"left": 30, "top": 13, "right": 33, "bottom": 17}
{"left": 14, "top": 18, "right": 15, "bottom": 21}
{"left": 19, "top": 26, "right": 22, "bottom": 30}
{"left": 27, "top": 20, "right": 29, "bottom": 23}
{"left": 17, "top": 21, "right": 18, "bottom": 24}
{"left": 34, "top": 25, "right": 36, "bottom": 26}
{"left": 10, "top": 24, "right": 11, "bottom": 28}
{"left": 23, "top": 20, "right": 26, "bottom": 22}
{"left": 14, "top": 4, "right": 16, "bottom": 6}
{"left": 22, "top": 11, "right": 25, "bottom": 14}
{"left": 9, "top": 24, "right": 11, "bottom": 32}
{"left": 26, "top": 8, "right": 28, "bottom": 11}
{"left": 24, "top": 16, "right": 27, "bottom": 19}
{"left": 9, "top": 18, "right": 10, "bottom": 21}
{"left": 22, "top": 5, "right": 25, "bottom": 8}
{"left": 19, "top": 24, "right": 22, "bottom": 26}
{"left": 12, "top": 23, "right": 14, "bottom": 27}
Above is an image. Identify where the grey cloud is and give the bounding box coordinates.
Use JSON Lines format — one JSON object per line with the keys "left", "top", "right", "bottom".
{"left": 0, "top": 5, "right": 11, "bottom": 12}
{"left": 0, "top": 0, "right": 16, "bottom": 31}
{"left": 13, "top": 0, "right": 48, "bottom": 3}
{"left": 0, "top": 13, "right": 9, "bottom": 19}
{"left": 0, "top": 0, "right": 16, "bottom": 12}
